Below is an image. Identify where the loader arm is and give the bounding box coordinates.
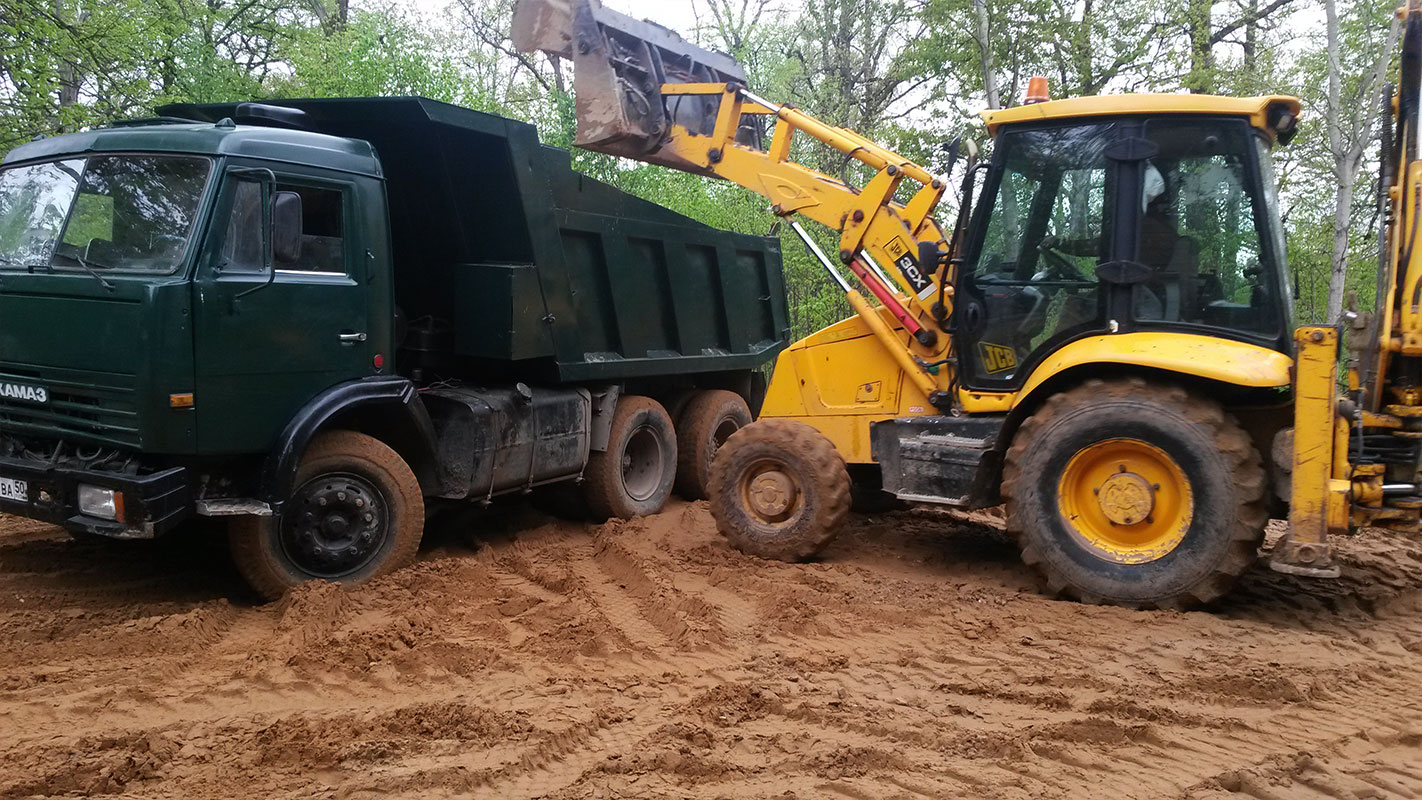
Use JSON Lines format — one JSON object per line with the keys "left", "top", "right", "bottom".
{"left": 513, "top": 0, "right": 957, "bottom": 405}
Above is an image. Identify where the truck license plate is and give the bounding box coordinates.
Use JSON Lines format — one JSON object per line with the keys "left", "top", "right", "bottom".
{"left": 0, "top": 477, "right": 27, "bottom": 502}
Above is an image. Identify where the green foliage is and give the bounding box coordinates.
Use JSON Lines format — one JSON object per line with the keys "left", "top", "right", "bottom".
{"left": 0, "top": 0, "right": 1400, "bottom": 341}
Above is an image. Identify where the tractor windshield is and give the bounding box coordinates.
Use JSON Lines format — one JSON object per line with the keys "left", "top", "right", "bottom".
{"left": 0, "top": 154, "right": 211, "bottom": 275}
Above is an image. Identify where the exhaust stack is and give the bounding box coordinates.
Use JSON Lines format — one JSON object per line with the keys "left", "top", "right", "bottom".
{"left": 511, "top": 0, "right": 758, "bottom": 172}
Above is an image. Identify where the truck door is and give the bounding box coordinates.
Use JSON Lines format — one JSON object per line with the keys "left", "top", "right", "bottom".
{"left": 192, "top": 166, "right": 371, "bottom": 454}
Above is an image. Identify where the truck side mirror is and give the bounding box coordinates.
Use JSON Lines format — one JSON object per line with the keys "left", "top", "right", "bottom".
{"left": 271, "top": 190, "right": 303, "bottom": 265}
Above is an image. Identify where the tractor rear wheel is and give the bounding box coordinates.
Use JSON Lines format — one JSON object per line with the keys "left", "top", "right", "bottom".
{"left": 708, "top": 419, "right": 850, "bottom": 561}
{"left": 1002, "top": 378, "right": 1267, "bottom": 609}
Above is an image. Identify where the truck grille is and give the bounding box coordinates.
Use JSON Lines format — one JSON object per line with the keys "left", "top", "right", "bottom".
{"left": 0, "top": 363, "right": 140, "bottom": 448}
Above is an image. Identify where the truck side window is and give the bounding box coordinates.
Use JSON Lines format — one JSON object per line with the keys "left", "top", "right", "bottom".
{"left": 276, "top": 184, "right": 345, "bottom": 274}
{"left": 219, "top": 180, "right": 264, "bottom": 273}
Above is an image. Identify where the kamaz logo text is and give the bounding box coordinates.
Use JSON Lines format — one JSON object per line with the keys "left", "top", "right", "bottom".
{"left": 0, "top": 382, "right": 48, "bottom": 404}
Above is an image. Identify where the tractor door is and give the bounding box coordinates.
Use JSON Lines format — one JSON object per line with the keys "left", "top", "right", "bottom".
{"left": 955, "top": 123, "right": 1119, "bottom": 388}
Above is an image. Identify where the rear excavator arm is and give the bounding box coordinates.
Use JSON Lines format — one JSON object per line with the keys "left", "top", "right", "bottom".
{"left": 1276, "top": 0, "right": 1422, "bottom": 577}
{"left": 513, "top": 0, "right": 959, "bottom": 404}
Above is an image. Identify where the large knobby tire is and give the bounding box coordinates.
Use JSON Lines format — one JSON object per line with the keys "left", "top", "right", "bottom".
{"left": 1002, "top": 378, "right": 1267, "bottom": 609}
{"left": 583, "top": 395, "right": 677, "bottom": 521}
{"left": 708, "top": 419, "right": 851, "bottom": 562}
{"left": 230, "top": 430, "right": 425, "bottom": 601}
{"left": 675, "top": 390, "right": 753, "bottom": 500}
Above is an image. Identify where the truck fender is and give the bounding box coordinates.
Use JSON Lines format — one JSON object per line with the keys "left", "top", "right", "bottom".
{"left": 261, "top": 376, "right": 440, "bottom": 510}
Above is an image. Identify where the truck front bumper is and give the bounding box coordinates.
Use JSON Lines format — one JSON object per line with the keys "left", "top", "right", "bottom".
{"left": 0, "top": 456, "right": 190, "bottom": 539}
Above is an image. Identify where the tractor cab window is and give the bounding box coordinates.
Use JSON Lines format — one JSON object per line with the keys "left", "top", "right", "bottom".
{"left": 963, "top": 123, "right": 1114, "bottom": 383}
{"left": 1134, "top": 120, "right": 1280, "bottom": 337}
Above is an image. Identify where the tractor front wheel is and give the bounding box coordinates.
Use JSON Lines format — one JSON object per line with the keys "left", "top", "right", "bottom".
{"left": 708, "top": 419, "right": 850, "bottom": 562}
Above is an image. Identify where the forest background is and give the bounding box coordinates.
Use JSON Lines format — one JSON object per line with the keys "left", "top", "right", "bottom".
{"left": 0, "top": 0, "right": 1394, "bottom": 339}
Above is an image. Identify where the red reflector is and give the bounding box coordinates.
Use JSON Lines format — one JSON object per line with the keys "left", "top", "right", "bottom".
{"left": 373, "top": 353, "right": 385, "bottom": 369}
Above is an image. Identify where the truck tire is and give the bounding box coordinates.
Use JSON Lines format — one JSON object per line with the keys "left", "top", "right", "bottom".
{"left": 1002, "top": 378, "right": 1267, "bottom": 609}
{"left": 583, "top": 395, "right": 677, "bottom": 520}
{"left": 708, "top": 419, "right": 850, "bottom": 562}
{"left": 675, "top": 390, "right": 752, "bottom": 500}
{"left": 230, "top": 430, "right": 425, "bottom": 601}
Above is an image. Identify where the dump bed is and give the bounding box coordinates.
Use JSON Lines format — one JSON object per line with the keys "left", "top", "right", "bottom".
{"left": 161, "top": 97, "right": 789, "bottom": 382}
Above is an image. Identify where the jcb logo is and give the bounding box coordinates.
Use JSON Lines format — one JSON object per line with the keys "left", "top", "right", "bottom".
{"left": 885, "top": 236, "right": 932, "bottom": 297}
{"left": 978, "top": 342, "right": 1017, "bottom": 374}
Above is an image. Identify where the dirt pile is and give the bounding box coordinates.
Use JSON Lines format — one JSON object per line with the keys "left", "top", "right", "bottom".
{"left": 1, "top": 504, "right": 1420, "bottom": 798}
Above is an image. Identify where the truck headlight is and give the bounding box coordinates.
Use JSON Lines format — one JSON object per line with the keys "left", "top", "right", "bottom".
{"left": 78, "top": 485, "right": 124, "bottom": 521}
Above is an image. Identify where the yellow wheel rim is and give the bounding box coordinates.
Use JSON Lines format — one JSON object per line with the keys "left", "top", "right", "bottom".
{"left": 1056, "top": 438, "right": 1193, "bottom": 564}
{"left": 739, "top": 458, "right": 802, "bottom": 528}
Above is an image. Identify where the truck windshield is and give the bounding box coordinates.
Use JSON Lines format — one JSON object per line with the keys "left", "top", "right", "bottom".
{"left": 0, "top": 154, "right": 211, "bottom": 275}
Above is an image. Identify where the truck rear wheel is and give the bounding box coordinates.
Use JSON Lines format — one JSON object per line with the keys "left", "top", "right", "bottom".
{"left": 675, "top": 390, "right": 752, "bottom": 500}
{"left": 230, "top": 430, "right": 424, "bottom": 601}
{"left": 708, "top": 419, "right": 850, "bottom": 562}
{"left": 583, "top": 395, "right": 677, "bottom": 520}
{"left": 1002, "top": 379, "right": 1267, "bottom": 609}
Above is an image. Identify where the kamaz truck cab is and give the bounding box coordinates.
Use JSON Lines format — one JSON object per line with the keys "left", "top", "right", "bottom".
{"left": 0, "top": 119, "right": 386, "bottom": 537}
{"left": 0, "top": 98, "right": 789, "bottom": 598}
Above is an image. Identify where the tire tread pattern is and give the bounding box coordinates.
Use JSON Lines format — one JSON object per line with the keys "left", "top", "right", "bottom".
{"left": 675, "top": 390, "right": 752, "bottom": 500}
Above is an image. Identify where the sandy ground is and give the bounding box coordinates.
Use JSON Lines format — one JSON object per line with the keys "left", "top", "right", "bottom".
{"left": 1, "top": 502, "right": 1420, "bottom": 799}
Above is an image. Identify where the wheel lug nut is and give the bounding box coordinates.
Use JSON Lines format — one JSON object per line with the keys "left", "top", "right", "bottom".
{"left": 317, "top": 497, "right": 327, "bottom": 506}
{"left": 355, "top": 498, "right": 364, "bottom": 508}
{"left": 364, "top": 513, "right": 373, "bottom": 522}
{"left": 337, "top": 492, "right": 347, "bottom": 501}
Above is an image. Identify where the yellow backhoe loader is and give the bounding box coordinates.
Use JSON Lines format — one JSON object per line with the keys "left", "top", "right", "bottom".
{"left": 514, "top": 0, "right": 1422, "bottom": 608}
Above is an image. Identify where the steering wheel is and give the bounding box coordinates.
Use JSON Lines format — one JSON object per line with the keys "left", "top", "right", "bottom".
{"left": 1037, "top": 240, "right": 1087, "bottom": 281}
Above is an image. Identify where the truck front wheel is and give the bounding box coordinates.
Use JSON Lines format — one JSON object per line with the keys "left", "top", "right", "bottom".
{"left": 230, "top": 430, "right": 425, "bottom": 601}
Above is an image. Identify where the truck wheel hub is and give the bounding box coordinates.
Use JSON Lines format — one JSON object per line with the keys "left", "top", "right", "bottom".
{"left": 1097, "top": 471, "right": 1155, "bottom": 525}
{"left": 284, "top": 474, "right": 386, "bottom": 577}
{"left": 621, "top": 425, "right": 664, "bottom": 502}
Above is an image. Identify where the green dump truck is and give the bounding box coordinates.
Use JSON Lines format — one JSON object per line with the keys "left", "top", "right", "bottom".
{"left": 0, "top": 97, "right": 788, "bottom": 598}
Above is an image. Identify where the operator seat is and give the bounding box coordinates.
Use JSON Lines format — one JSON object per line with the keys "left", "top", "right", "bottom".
{"left": 1157, "top": 235, "right": 1200, "bottom": 322}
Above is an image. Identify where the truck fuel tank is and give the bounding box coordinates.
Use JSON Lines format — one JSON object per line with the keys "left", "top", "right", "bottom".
{"left": 422, "top": 384, "right": 591, "bottom": 501}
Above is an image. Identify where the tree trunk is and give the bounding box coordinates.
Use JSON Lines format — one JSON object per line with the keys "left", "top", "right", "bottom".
{"left": 1328, "top": 166, "right": 1357, "bottom": 321}
{"left": 1184, "top": 0, "right": 1213, "bottom": 93}
{"left": 53, "top": 0, "right": 80, "bottom": 131}
{"left": 1321, "top": 0, "right": 1399, "bottom": 321}
{"left": 973, "top": 0, "right": 999, "bottom": 109}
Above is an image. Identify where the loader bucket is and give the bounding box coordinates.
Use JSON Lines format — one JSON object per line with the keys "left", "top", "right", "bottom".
{"left": 511, "top": 0, "right": 758, "bottom": 172}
